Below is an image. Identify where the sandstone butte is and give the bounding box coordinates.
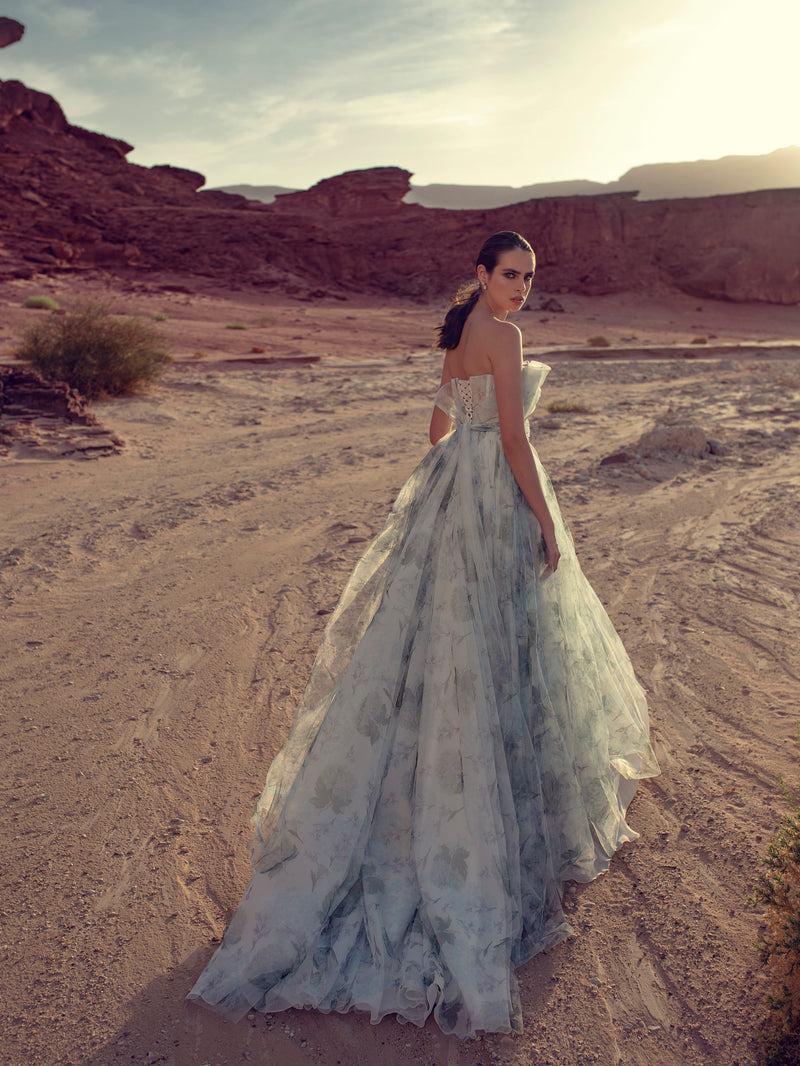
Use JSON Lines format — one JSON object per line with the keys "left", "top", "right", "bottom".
{"left": 1, "top": 75, "right": 798, "bottom": 305}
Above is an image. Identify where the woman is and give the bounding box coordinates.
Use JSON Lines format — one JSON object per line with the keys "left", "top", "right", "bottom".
{"left": 187, "top": 231, "right": 659, "bottom": 1039}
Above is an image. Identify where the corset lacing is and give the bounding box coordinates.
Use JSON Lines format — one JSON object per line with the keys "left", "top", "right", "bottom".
{"left": 455, "top": 379, "right": 474, "bottom": 422}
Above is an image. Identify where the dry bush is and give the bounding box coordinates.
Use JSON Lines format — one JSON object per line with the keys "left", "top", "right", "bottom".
{"left": 586, "top": 335, "right": 611, "bottom": 347}
{"left": 546, "top": 400, "right": 599, "bottom": 414}
{"left": 751, "top": 769, "right": 800, "bottom": 1065}
{"left": 20, "top": 301, "right": 170, "bottom": 399}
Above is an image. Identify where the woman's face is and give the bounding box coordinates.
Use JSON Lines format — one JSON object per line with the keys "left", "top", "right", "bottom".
{"left": 480, "top": 248, "right": 535, "bottom": 315}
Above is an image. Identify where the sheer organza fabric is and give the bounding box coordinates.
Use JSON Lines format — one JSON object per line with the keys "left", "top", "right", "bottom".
{"left": 187, "top": 362, "right": 659, "bottom": 1038}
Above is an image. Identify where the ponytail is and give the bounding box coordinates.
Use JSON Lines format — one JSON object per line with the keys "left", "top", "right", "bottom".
{"left": 435, "top": 284, "right": 480, "bottom": 350}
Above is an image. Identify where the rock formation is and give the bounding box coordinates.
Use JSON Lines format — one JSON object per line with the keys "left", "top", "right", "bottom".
{"left": 0, "top": 16, "right": 24, "bottom": 48}
{"left": 0, "top": 365, "right": 98, "bottom": 424}
{"left": 271, "top": 167, "right": 413, "bottom": 218}
{"left": 0, "top": 366, "right": 124, "bottom": 459}
{"left": 0, "top": 76, "right": 798, "bottom": 304}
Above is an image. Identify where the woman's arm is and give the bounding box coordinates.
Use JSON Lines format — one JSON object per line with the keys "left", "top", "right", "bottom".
{"left": 490, "top": 325, "right": 561, "bottom": 573}
{"left": 429, "top": 357, "right": 454, "bottom": 445}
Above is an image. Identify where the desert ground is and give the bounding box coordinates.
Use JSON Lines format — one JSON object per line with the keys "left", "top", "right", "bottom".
{"left": 2, "top": 275, "right": 800, "bottom": 1066}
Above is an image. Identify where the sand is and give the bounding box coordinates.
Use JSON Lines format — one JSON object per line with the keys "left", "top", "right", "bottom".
{"left": 2, "top": 276, "right": 800, "bottom": 1066}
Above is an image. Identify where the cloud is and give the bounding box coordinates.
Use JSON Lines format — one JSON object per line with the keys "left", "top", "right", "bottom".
{"left": 47, "top": 3, "right": 98, "bottom": 38}
{"left": 10, "top": 0, "right": 99, "bottom": 39}
{"left": 88, "top": 48, "right": 205, "bottom": 103}
{"left": 3, "top": 0, "right": 797, "bottom": 190}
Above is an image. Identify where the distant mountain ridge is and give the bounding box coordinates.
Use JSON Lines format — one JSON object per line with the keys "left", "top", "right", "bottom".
{"left": 213, "top": 183, "right": 297, "bottom": 203}
{"left": 215, "top": 146, "right": 800, "bottom": 208}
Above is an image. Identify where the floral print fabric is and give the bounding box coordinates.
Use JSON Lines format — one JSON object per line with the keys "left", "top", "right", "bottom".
{"left": 187, "top": 362, "right": 660, "bottom": 1038}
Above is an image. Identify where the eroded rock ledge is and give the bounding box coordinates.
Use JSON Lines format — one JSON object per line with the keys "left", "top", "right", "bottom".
{"left": 0, "top": 366, "right": 124, "bottom": 459}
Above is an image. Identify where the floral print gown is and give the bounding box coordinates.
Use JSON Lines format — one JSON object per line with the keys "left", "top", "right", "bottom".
{"left": 187, "top": 362, "right": 660, "bottom": 1038}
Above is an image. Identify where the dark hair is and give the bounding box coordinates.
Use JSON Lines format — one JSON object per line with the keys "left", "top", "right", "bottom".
{"left": 435, "top": 231, "right": 534, "bottom": 350}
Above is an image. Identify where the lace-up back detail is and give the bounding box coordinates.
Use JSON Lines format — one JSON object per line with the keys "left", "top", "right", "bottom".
{"left": 455, "top": 379, "right": 474, "bottom": 422}
{"left": 433, "top": 363, "right": 552, "bottom": 431}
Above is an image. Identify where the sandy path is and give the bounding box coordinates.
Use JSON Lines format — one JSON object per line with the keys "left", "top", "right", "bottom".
{"left": 2, "top": 291, "right": 800, "bottom": 1066}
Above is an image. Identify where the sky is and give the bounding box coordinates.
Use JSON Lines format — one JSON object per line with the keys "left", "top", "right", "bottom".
{"left": 1, "top": 0, "right": 797, "bottom": 191}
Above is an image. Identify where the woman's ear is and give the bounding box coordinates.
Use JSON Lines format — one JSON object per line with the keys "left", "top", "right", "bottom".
{"left": 476, "top": 265, "right": 488, "bottom": 288}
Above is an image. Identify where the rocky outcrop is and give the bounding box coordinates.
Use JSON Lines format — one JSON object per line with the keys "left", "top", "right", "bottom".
{"left": 0, "top": 16, "right": 24, "bottom": 48}
{"left": 0, "top": 78, "right": 69, "bottom": 134}
{"left": 149, "top": 164, "right": 206, "bottom": 191}
{"left": 71, "top": 125, "right": 133, "bottom": 159}
{"left": 614, "top": 189, "right": 800, "bottom": 304}
{"left": 271, "top": 167, "right": 413, "bottom": 217}
{"left": 0, "top": 77, "right": 212, "bottom": 274}
{"left": 0, "top": 366, "right": 124, "bottom": 459}
{"left": 0, "top": 76, "right": 798, "bottom": 304}
{"left": 0, "top": 365, "right": 97, "bottom": 424}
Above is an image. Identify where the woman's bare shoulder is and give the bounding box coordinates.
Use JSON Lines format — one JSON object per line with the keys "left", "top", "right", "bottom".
{"left": 485, "top": 318, "right": 522, "bottom": 364}
{"left": 453, "top": 313, "right": 522, "bottom": 377}
{"left": 470, "top": 315, "right": 521, "bottom": 347}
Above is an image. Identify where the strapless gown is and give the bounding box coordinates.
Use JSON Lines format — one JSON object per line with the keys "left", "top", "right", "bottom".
{"left": 187, "top": 362, "right": 660, "bottom": 1038}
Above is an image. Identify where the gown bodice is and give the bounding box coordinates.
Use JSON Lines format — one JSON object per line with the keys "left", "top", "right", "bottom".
{"left": 434, "top": 361, "right": 551, "bottom": 428}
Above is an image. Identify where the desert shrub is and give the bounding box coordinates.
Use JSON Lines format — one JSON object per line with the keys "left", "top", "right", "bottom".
{"left": 152, "top": 313, "right": 169, "bottom": 322}
{"left": 24, "top": 295, "right": 60, "bottom": 311}
{"left": 225, "top": 322, "right": 249, "bottom": 330}
{"left": 547, "top": 400, "right": 599, "bottom": 414}
{"left": 19, "top": 301, "right": 170, "bottom": 399}
{"left": 587, "top": 335, "right": 611, "bottom": 347}
{"left": 691, "top": 335, "right": 709, "bottom": 345}
{"left": 750, "top": 768, "right": 800, "bottom": 1065}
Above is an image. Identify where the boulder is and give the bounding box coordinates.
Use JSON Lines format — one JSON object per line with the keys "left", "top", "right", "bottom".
{"left": 0, "top": 16, "right": 24, "bottom": 48}
{"left": 599, "top": 450, "right": 632, "bottom": 465}
{"left": 635, "top": 424, "right": 711, "bottom": 459}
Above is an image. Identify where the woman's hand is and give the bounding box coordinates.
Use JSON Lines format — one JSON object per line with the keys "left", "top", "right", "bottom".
{"left": 541, "top": 528, "right": 560, "bottom": 578}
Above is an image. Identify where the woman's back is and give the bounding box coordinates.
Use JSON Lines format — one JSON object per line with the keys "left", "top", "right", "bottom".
{"left": 444, "top": 307, "right": 518, "bottom": 382}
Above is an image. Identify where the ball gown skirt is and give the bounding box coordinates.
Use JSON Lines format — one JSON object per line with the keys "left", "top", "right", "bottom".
{"left": 186, "top": 363, "right": 660, "bottom": 1039}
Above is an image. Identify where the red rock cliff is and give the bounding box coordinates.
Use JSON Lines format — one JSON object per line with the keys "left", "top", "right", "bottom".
{"left": 0, "top": 77, "right": 798, "bottom": 303}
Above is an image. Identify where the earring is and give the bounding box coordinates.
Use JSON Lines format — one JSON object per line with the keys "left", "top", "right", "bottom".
{"left": 481, "top": 283, "right": 487, "bottom": 291}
